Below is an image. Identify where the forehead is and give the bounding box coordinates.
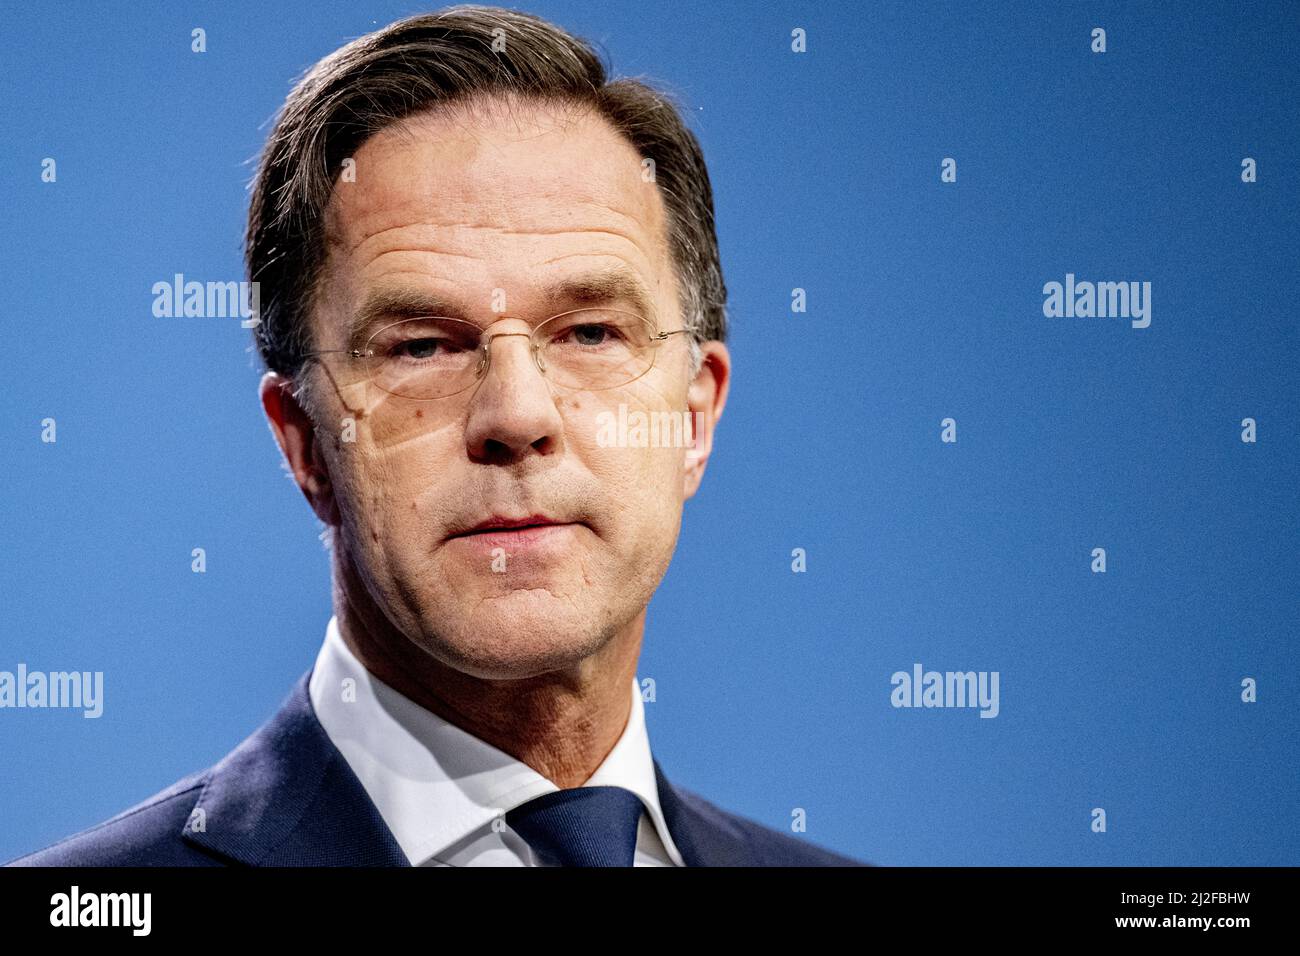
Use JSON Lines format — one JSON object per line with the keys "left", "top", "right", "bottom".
{"left": 320, "top": 96, "right": 672, "bottom": 301}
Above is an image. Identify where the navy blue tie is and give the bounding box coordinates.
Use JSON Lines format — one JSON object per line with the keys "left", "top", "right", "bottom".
{"left": 505, "top": 786, "right": 645, "bottom": 867}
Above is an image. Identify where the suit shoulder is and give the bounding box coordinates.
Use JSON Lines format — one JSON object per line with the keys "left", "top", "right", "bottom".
{"left": 4, "top": 768, "right": 221, "bottom": 867}
{"left": 673, "top": 783, "right": 870, "bottom": 866}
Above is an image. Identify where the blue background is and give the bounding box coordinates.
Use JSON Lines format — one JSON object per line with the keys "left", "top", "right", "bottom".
{"left": 1, "top": 0, "right": 1296, "bottom": 866}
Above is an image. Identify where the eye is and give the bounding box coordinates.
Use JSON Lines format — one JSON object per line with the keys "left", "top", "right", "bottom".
{"left": 557, "top": 322, "right": 627, "bottom": 348}
{"left": 393, "top": 336, "right": 465, "bottom": 360}
{"left": 365, "top": 317, "right": 483, "bottom": 361}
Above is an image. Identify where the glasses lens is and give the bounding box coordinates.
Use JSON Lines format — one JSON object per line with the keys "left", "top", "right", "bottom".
{"left": 365, "top": 317, "right": 484, "bottom": 399}
{"left": 535, "top": 308, "right": 658, "bottom": 390}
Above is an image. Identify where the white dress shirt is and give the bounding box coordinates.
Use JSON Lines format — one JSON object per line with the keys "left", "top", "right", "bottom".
{"left": 307, "top": 615, "right": 685, "bottom": 867}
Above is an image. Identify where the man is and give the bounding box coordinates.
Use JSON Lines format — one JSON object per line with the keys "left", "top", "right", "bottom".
{"left": 9, "top": 5, "right": 864, "bottom": 867}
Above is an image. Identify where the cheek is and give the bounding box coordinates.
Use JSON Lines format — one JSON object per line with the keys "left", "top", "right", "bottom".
{"left": 565, "top": 392, "right": 687, "bottom": 542}
{"left": 331, "top": 428, "right": 449, "bottom": 547}
{"left": 330, "top": 444, "right": 396, "bottom": 551}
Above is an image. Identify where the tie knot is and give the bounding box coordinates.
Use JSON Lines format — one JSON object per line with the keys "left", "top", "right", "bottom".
{"left": 505, "top": 786, "right": 645, "bottom": 867}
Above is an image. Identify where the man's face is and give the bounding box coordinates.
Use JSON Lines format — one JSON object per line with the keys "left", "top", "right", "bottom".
{"left": 287, "top": 96, "right": 725, "bottom": 680}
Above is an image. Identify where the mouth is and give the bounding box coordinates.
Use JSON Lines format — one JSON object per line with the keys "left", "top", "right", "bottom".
{"left": 445, "top": 514, "right": 586, "bottom": 557}
{"left": 451, "top": 514, "right": 572, "bottom": 537}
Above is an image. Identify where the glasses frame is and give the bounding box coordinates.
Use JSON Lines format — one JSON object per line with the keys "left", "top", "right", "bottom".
{"left": 300, "top": 307, "right": 698, "bottom": 401}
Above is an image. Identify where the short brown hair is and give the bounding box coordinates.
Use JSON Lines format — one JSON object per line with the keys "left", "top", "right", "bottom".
{"left": 246, "top": 4, "right": 727, "bottom": 383}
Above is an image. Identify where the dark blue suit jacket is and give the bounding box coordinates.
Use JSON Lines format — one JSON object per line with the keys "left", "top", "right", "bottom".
{"left": 6, "top": 671, "right": 866, "bottom": 867}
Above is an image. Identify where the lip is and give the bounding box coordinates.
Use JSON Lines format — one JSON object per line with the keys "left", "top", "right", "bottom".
{"left": 452, "top": 523, "right": 578, "bottom": 547}
{"left": 446, "top": 517, "right": 584, "bottom": 555}
{"left": 449, "top": 514, "right": 573, "bottom": 538}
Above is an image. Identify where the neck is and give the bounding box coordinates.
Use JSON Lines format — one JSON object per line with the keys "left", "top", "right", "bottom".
{"left": 328, "top": 548, "right": 644, "bottom": 790}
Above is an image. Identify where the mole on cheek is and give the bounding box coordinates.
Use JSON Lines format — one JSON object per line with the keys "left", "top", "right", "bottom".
{"left": 414, "top": 408, "right": 423, "bottom": 418}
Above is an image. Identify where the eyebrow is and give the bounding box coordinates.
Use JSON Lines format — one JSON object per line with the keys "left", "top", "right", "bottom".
{"left": 345, "top": 268, "right": 659, "bottom": 345}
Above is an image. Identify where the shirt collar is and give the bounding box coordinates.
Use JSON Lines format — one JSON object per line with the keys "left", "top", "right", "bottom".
{"left": 307, "top": 615, "right": 684, "bottom": 866}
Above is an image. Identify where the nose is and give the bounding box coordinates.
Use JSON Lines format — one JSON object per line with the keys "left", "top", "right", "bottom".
{"left": 463, "top": 324, "right": 564, "bottom": 464}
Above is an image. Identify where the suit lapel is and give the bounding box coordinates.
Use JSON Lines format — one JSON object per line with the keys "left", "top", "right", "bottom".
{"left": 181, "top": 670, "right": 752, "bottom": 867}
{"left": 653, "top": 758, "right": 756, "bottom": 866}
{"left": 182, "top": 672, "right": 408, "bottom": 867}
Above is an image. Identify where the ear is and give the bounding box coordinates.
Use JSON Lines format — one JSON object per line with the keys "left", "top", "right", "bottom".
{"left": 683, "top": 341, "right": 730, "bottom": 499}
{"left": 259, "top": 371, "right": 340, "bottom": 527}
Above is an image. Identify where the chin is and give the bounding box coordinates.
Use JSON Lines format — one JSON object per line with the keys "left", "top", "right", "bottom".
{"left": 416, "top": 591, "right": 619, "bottom": 680}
